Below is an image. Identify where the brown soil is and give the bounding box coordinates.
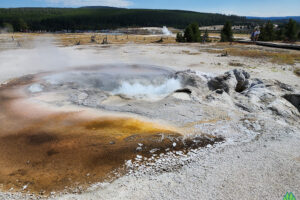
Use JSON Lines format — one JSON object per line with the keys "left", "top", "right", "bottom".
{"left": 0, "top": 113, "right": 177, "bottom": 194}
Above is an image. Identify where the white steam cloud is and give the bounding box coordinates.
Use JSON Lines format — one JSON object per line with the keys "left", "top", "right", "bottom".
{"left": 0, "top": 37, "right": 122, "bottom": 83}
{"left": 28, "top": 83, "right": 44, "bottom": 93}
{"left": 162, "top": 26, "right": 172, "bottom": 36}
{"left": 0, "top": 36, "right": 174, "bottom": 87}
{"left": 111, "top": 78, "right": 181, "bottom": 99}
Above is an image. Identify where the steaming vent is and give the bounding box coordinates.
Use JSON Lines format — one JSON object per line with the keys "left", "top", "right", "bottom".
{"left": 162, "top": 26, "right": 172, "bottom": 36}
{"left": 31, "top": 64, "right": 183, "bottom": 101}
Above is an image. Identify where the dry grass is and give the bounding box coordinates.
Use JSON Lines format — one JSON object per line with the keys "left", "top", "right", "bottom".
{"left": 209, "top": 33, "right": 251, "bottom": 39}
{"left": 57, "top": 33, "right": 176, "bottom": 46}
{"left": 228, "top": 62, "right": 244, "bottom": 67}
{"left": 2, "top": 33, "right": 300, "bottom": 66}
{"left": 0, "top": 33, "right": 177, "bottom": 47}
{"left": 294, "top": 67, "right": 300, "bottom": 76}
{"left": 181, "top": 50, "right": 201, "bottom": 55}
{"left": 206, "top": 47, "right": 300, "bottom": 65}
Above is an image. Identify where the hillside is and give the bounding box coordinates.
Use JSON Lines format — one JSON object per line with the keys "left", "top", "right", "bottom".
{"left": 247, "top": 16, "right": 300, "bottom": 23}
{"left": 0, "top": 7, "right": 258, "bottom": 31}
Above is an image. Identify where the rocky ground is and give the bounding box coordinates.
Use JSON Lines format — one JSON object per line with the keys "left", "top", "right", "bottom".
{"left": 0, "top": 34, "right": 299, "bottom": 199}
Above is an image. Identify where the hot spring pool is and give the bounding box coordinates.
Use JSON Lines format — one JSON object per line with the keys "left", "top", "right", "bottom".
{"left": 30, "top": 64, "right": 183, "bottom": 100}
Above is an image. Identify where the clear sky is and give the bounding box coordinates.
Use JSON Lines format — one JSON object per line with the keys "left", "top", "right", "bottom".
{"left": 0, "top": 0, "right": 299, "bottom": 17}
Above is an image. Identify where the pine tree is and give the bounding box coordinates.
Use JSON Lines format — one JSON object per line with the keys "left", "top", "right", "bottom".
{"left": 203, "top": 29, "right": 209, "bottom": 42}
{"left": 177, "top": 22, "right": 207, "bottom": 43}
{"left": 184, "top": 25, "right": 194, "bottom": 42}
{"left": 220, "top": 21, "right": 233, "bottom": 42}
{"left": 285, "top": 19, "right": 298, "bottom": 42}
{"left": 275, "top": 26, "right": 285, "bottom": 41}
{"left": 190, "top": 23, "right": 201, "bottom": 42}
{"left": 2, "top": 23, "right": 14, "bottom": 32}
{"left": 259, "top": 21, "right": 275, "bottom": 41}
{"left": 176, "top": 32, "right": 185, "bottom": 42}
{"left": 258, "top": 26, "right": 265, "bottom": 41}
{"left": 12, "top": 18, "right": 28, "bottom": 32}
{"left": 265, "top": 21, "right": 275, "bottom": 41}
{"left": 19, "top": 19, "right": 28, "bottom": 32}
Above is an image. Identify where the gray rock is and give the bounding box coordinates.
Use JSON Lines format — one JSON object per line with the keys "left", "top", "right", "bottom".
{"left": 208, "top": 72, "right": 234, "bottom": 93}
{"left": 175, "top": 70, "right": 206, "bottom": 88}
{"left": 208, "top": 69, "right": 250, "bottom": 93}
{"left": 230, "top": 69, "right": 250, "bottom": 92}
{"left": 283, "top": 94, "right": 300, "bottom": 112}
{"left": 275, "top": 81, "right": 294, "bottom": 92}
